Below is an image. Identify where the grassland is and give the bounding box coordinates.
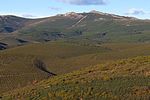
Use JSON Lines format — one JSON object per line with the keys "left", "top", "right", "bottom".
{"left": 0, "top": 41, "right": 150, "bottom": 96}
{"left": 0, "top": 41, "right": 109, "bottom": 94}
{"left": 0, "top": 12, "right": 150, "bottom": 100}
{"left": 1, "top": 12, "right": 150, "bottom": 48}
{"left": 2, "top": 56, "right": 150, "bottom": 100}
{"left": 14, "top": 13, "right": 150, "bottom": 43}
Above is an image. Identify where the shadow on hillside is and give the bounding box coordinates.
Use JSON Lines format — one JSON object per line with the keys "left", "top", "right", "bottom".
{"left": 33, "top": 58, "right": 56, "bottom": 76}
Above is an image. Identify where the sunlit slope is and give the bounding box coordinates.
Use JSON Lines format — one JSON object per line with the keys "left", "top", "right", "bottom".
{"left": 0, "top": 42, "right": 109, "bottom": 94}
{"left": 2, "top": 42, "right": 111, "bottom": 73}
{"left": 3, "top": 42, "right": 150, "bottom": 74}
{"left": 3, "top": 56, "right": 150, "bottom": 100}
{"left": 1, "top": 42, "right": 150, "bottom": 94}
{"left": 0, "top": 53, "right": 51, "bottom": 94}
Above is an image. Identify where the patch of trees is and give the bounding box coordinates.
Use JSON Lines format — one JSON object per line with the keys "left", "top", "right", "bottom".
{"left": 33, "top": 58, "right": 56, "bottom": 76}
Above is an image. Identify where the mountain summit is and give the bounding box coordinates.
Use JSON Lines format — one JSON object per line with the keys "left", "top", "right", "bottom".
{"left": 0, "top": 11, "right": 150, "bottom": 47}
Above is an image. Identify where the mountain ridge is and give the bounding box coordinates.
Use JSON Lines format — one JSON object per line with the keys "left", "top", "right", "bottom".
{"left": 1, "top": 10, "right": 149, "bottom": 20}
{"left": 0, "top": 11, "right": 150, "bottom": 49}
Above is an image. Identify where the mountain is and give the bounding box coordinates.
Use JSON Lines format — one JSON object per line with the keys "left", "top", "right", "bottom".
{"left": 0, "top": 15, "right": 45, "bottom": 48}
{"left": 0, "top": 15, "right": 32, "bottom": 33}
{"left": 0, "top": 11, "right": 150, "bottom": 99}
{"left": 1, "top": 11, "right": 150, "bottom": 48}
{"left": 14, "top": 11, "right": 150, "bottom": 43}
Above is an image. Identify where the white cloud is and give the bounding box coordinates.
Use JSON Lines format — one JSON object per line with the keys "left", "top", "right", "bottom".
{"left": 49, "top": 7, "right": 62, "bottom": 11}
{"left": 22, "top": 14, "right": 36, "bottom": 18}
{"left": 126, "top": 8, "right": 146, "bottom": 15}
{"left": 55, "top": 0, "right": 107, "bottom": 5}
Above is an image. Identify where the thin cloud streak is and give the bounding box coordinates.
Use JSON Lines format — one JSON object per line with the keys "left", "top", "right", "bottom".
{"left": 55, "top": 0, "right": 107, "bottom": 5}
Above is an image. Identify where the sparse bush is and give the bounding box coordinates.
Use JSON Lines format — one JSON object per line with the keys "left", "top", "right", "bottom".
{"left": 33, "top": 58, "right": 56, "bottom": 76}
{"left": 33, "top": 58, "right": 46, "bottom": 70}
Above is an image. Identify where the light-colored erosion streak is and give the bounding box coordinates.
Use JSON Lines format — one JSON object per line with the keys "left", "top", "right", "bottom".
{"left": 69, "top": 15, "right": 87, "bottom": 29}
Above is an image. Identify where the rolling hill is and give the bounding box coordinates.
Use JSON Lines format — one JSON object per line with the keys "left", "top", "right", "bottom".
{"left": 0, "top": 11, "right": 150, "bottom": 99}
{"left": 0, "top": 41, "right": 109, "bottom": 94}
{"left": 2, "top": 56, "right": 150, "bottom": 100}
{"left": 0, "top": 15, "right": 44, "bottom": 48}
{"left": 0, "top": 15, "right": 30, "bottom": 33}
{"left": 0, "top": 41, "right": 150, "bottom": 95}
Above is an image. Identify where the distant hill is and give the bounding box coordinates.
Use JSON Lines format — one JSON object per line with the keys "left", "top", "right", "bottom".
{"left": 0, "top": 15, "right": 31, "bottom": 33}
{"left": 0, "top": 42, "right": 7, "bottom": 50}
{"left": 2, "top": 56, "right": 150, "bottom": 99}
{"left": 1, "top": 11, "right": 150, "bottom": 48}
{"left": 15, "top": 11, "right": 150, "bottom": 43}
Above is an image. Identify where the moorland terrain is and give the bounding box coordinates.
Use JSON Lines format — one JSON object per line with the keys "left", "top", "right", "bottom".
{"left": 0, "top": 11, "right": 150, "bottom": 99}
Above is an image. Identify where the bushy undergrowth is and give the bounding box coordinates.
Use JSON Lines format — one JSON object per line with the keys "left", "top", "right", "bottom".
{"left": 2, "top": 56, "right": 150, "bottom": 100}
{"left": 1, "top": 42, "right": 150, "bottom": 96}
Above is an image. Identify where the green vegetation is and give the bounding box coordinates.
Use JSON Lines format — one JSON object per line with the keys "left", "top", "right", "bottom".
{"left": 1, "top": 12, "right": 150, "bottom": 47}
{"left": 0, "top": 54, "right": 50, "bottom": 94}
{"left": 15, "top": 13, "right": 150, "bottom": 43}
{"left": 0, "top": 41, "right": 109, "bottom": 94}
{"left": 0, "top": 12, "right": 150, "bottom": 100}
{"left": 0, "top": 41, "right": 150, "bottom": 96}
{"left": 2, "top": 56, "right": 150, "bottom": 100}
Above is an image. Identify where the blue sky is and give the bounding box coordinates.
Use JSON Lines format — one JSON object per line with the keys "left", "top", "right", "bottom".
{"left": 0, "top": 0, "right": 149, "bottom": 19}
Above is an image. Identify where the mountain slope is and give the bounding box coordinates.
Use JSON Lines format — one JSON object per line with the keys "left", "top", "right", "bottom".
{"left": 13, "top": 11, "right": 150, "bottom": 43}
{"left": 0, "top": 41, "right": 110, "bottom": 94}
{"left": 1, "top": 41, "right": 150, "bottom": 95}
{"left": 1, "top": 11, "right": 150, "bottom": 48}
{"left": 0, "top": 53, "right": 55, "bottom": 94}
{"left": 2, "top": 56, "right": 150, "bottom": 100}
{"left": 0, "top": 15, "right": 32, "bottom": 33}
{"left": 0, "top": 12, "right": 150, "bottom": 99}
{"left": 0, "top": 15, "right": 48, "bottom": 48}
